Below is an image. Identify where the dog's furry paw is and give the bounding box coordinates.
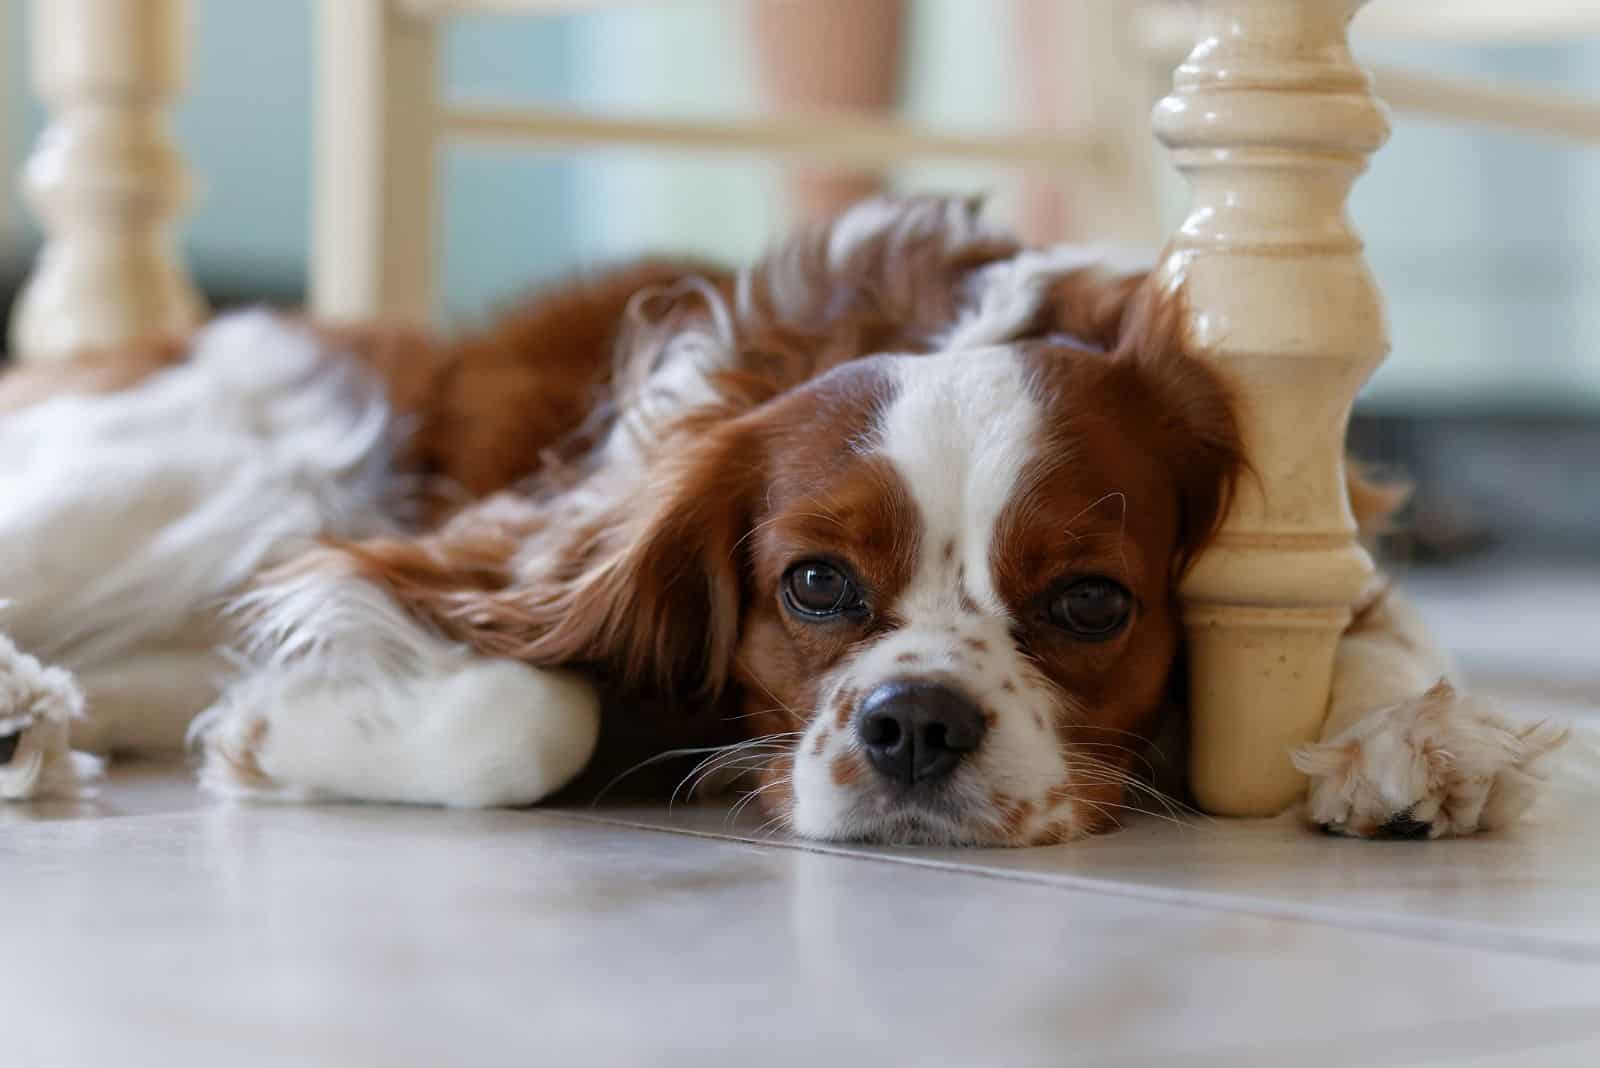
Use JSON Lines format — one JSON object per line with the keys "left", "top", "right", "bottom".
{"left": 1292, "top": 679, "right": 1568, "bottom": 839}
{"left": 0, "top": 633, "right": 104, "bottom": 801}
{"left": 193, "top": 655, "right": 601, "bottom": 809}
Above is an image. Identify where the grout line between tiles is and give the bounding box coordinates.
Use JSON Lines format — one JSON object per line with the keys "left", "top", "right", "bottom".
{"left": 550, "top": 808, "right": 1600, "bottom": 966}
{"left": 19, "top": 780, "right": 1598, "bottom": 970}
{"left": 1095, "top": 1000, "right": 1600, "bottom": 1068}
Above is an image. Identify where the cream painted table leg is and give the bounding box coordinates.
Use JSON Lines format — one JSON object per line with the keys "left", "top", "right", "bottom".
{"left": 1153, "top": 0, "right": 1391, "bottom": 815}
{"left": 311, "top": 0, "right": 439, "bottom": 322}
{"left": 9, "top": 0, "right": 204, "bottom": 363}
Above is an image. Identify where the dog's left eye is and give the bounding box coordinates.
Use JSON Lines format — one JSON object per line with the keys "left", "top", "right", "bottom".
{"left": 784, "top": 561, "right": 863, "bottom": 618}
{"left": 1047, "top": 577, "right": 1133, "bottom": 639}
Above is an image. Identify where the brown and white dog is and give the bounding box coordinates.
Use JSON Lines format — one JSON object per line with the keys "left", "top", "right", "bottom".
{"left": 0, "top": 197, "right": 1569, "bottom": 842}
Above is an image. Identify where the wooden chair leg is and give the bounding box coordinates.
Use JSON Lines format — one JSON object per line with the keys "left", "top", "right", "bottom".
{"left": 1154, "top": 0, "right": 1391, "bottom": 815}
{"left": 9, "top": 0, "right": 204, "bottom": 363}
{"left": 311, "top": 0, "right": 439, "bottom": 323}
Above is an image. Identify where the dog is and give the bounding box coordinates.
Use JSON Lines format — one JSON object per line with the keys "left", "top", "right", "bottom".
{"left": 0, "top": 196, "right": 1569, "bottom": 842}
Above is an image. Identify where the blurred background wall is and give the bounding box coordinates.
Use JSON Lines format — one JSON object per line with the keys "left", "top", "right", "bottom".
{"left": 3, "top": 0, "right": 1597, "bottom": 552}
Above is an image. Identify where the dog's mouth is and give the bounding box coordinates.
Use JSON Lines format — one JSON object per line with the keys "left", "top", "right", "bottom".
{"left": 824, "top": 779, "right": 1006, "bottom": 846}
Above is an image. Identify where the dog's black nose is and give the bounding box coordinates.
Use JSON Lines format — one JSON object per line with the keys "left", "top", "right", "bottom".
{"left": 855, "top": 680, "right": 986, "bottom": 786}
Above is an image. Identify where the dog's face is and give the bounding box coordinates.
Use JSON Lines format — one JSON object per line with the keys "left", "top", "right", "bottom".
{"left": 501, "top": 201, "right": 1241, "bottom": 846}
{"left": 612, "top": 335, "right": 1239, "bottom": 846}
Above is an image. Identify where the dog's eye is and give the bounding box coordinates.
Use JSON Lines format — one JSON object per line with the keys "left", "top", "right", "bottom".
{"left": 1048, "top": 577, "right": 1132, "bottom": 639}
{"left": 784, "top": 561, "right": 862, "bottom": 618}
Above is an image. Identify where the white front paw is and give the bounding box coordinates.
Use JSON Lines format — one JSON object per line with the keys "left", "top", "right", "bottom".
{"left": 0, "top": 634, "right": 103, "bottom": 801}
{"left": 195, "top": 657, "right": 601, "bottom": 809}
{"left": 1292, "top": 679, "right": 1568, "bottom": 839}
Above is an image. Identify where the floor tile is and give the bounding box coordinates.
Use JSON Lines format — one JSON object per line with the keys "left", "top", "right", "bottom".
{"left": 583, "top": 793, "right": 1600, "bottom": 965}
{"left": 5, "top": 796, "right": 1600, "bottom": 1068}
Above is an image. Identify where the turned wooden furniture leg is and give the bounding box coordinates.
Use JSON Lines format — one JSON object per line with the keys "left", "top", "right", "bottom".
{"left": 311, "top": 0, "right": 439, "bottom": 322}
{"left": 1153, "top": 0, "right": 1391, "bottom": 815}
{"left": 9, "top": 0, "right": 204, "bottom": 363}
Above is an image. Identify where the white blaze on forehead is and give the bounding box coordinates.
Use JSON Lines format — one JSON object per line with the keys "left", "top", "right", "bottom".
{"left": 874, "top": 347, "right": 1042, "bottom": 615}
{"left": 793, "top": 346, "right": 1086, "bottom": 844}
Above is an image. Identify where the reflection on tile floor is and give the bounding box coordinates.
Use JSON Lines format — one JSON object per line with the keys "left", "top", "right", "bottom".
{"left": 7, "top": 752, "right": 1600, "bottom": 1066}
{"left": 6, "top": 782, "right": 1600, "bottom": 1068}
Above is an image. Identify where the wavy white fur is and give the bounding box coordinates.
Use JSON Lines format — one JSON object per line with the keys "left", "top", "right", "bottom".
{"left": 0, "top": 311, "right": 398, "bottom": 794}
{"left": 196, "top": 572, "right": 601, "bottom": 808}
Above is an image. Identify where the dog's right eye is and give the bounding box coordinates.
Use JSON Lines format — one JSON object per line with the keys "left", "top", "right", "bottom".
{"left": 783, "top": 561, "right": 863, "bottom": 618}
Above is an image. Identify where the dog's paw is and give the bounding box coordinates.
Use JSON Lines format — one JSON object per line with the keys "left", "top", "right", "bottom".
{"left": 193, "top": 655, "right": 601, "bottom": 808}
{"left": 1292, "top": 679, "right": 1568, "bottom": 839}
{"left": 0, "top": 634, "right": 103, "bottom": 801}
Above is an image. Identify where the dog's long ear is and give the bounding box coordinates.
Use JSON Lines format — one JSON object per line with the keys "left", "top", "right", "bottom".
{"left": 1030, "top": 261, "right": 1245, "bottom": 568}
{"left": 328, "top": 401, "right": 764, "bottom": 698}
{"left": 1031, "top": 265, "right": 1152, "bottom": 352}
{"left": 508, "top": 407, "right": 766, "bottom": 697}
{"left": 1091, "top": 276, "right": 1248, "bottom": 576}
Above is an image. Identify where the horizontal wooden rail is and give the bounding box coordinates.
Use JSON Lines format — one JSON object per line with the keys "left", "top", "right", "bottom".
{"left": 410, "top": 0, "right": 1600, "bottom": 38}
{"left": 442, "top": 103, "right": 1115, "bottom": 169}
{"left": 1357, "top": 0, "right": 1600, "bottom": 40}
{"left": 1143, "top": 1, "right": 1600, "bottom": 50}
{"left": 402, "top": 0, "right": 677, "bottom": 16}
{"left": 421, "top": 2, "right": 1600, "bottom": 155}
{"left": 1143, "top": 17, "right": 1600, "bottom": 148}
{"left": 1370, "top": 62, "right": 1600, "bottom": 144}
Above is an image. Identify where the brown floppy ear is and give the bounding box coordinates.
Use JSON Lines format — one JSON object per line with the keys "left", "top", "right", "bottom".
{"left": 1093, "top": 277, "right": 1248, "bottom": 575}
{"left": 1031, "top": 261, "right": 1245, "bottom": 569}
{"left": 509, "top": 409, "right": 766, "bottom": 697}
{"left": 1031, "top": 265, "right": 1151, "bottom": 352}
{"left": 327, "top": 405, "right": 763, "bottom": 697}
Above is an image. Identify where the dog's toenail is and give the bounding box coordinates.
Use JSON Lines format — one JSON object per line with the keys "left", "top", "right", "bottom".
{"left": 0, "top": 731, "right": 21, "bottom": 765}
{"left": 1379, "top": 812, "right": 1432, "bottom": 840}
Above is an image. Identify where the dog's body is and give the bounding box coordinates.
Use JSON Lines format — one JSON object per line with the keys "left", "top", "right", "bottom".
{"left": 0, "top": 198, "right": 1567, "bottom": 840}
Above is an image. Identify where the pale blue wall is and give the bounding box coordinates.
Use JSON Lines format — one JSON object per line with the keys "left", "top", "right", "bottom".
{"left": 5, "top": 2, "right": 1598, "bottom": 410}
{"left": 4, "top": 0, "right": 587, "bottom": 315}
{"left": 1351, "top": 37, "right": 1600, "bottom": 409}
{"left": 6, "top": 1, "right": 315, "bottom": 289}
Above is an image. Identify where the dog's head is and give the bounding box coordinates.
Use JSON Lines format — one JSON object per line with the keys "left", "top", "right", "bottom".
{"left": 523, "top": 199, "right": 1243, "bottom": 845}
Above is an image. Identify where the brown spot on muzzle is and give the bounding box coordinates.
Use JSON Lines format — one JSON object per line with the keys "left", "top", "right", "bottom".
{"left": 830, "top": 752, "right": 863, "bottom": 786}
{"left": 1000, "top": 798, "right": 1035, "bottom": 840}
{"left": 833, "top": 688, "right": 860, "bottom": 730}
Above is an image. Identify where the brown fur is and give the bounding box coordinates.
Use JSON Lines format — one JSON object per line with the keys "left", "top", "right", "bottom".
{"left": 322, "top": 259, "right": 730, "bottom": 517}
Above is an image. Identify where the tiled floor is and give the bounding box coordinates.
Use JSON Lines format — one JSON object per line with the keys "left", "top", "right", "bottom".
{"left": 5, "top": 569, "right": 1599, "bottom": 1067}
